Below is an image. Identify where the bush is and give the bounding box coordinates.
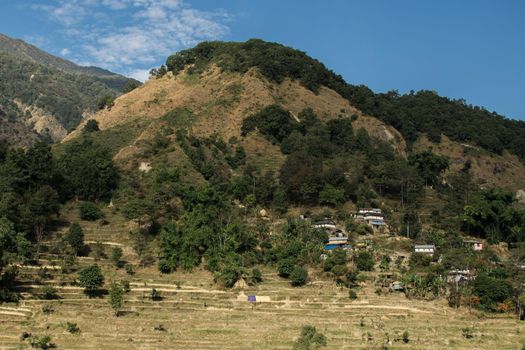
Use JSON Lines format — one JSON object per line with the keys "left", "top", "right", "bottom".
{"left": 111, "top": 247, "right": 123, "bottom": 267}
{"left": 64, "top": 223, "right": 84, "bottom": 256}
{"left": 29, "top": 335, "right": 53, "bottom": 349}
{"left": 78, "top": 265, "right": 104, "bottom": 296}
{"left": 66, "top": 322, "right": 80, "bottom": 334}
{"left": 293, "top": 325, "right": 327, "bottom": 349}
{"left": 290, "top": 266, "right": 308, "bottom": 287}
{"left": 108, "top": 282, "right": 124, "bottom": 316}
{"left": 250, "top": 268, "right": 263, "bottom": 285}
{"left": 355, "top": 251, "right": 375, "bottom": 271}
{"left": 78, "top": 202, "right": 103, "bottom": 221}
{"left": 151, "top": 288, "right": 162, "bottom": 301}
{"left": 348, "top": 290, "right": 357, "bottom": 300}
{"left": 83, "top": 120, "right": 99, "bottom": 133}
{"left": 402, "top": 331, "right": 410, "bottom": 343}
{"left": 40, "top": 285, "right": 58, "bottom": 300}
{"left": 124, "top": 263, "right": 135, "bottom": 275}
{"left": 277, "top": 258, "right": 295, "bottom": 278}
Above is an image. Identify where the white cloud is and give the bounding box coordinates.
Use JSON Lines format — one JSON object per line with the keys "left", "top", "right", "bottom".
{"left": 128, "top": 68, "right": 151, "bottom": 82}
{"left": 60, "top": 48, "right": 71, "bottom": 56}
{"left": 33, "top": 0, "right": 231, "bottom": 75}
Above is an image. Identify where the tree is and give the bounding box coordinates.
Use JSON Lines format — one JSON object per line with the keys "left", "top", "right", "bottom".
{"left": 58, "top": 139, "right": 117, "bottom": 201}
{"left": 111, "top": 247, "right": 123, "bottom": 268}
{"left": 64, "top": 223, "right": 84, "bottom": 256}
{"left": 78, "top": 265, "right": 104, "bottom": 296}
{"left": 97, "top": 95, "right": 115, "bottom": 110}
{"left": 108, "top": 282, "right": 124, "bottom": 316}
{"left": 355, "top": 251, "right": 375, "bottom": 271}
{"left": 250, "top": 268, "right": 263, "bottom": 285}
{"left": 151, "top": 288, "right": 162, "bottom": 301}
{"left": 78, "top": 202, "right": 103, "bottom": 221}
{"left": 290, "top": 266, "right": 308, "bottom": 287}
{"left": 319, "top": 185, "right": 345, "bottom": 206}
{"left": 408, "top": 150, "right": 449, "bottom": 187}
{"left": 293, "top": 325, "right": 327, "bottom": 350}
{"left": 83, "top": 120, "right": 100, "bottom": 133}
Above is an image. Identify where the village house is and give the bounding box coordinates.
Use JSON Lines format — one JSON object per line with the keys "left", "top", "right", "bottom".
{"left": 354, "top": 208, "right": 386, "bottom": 232}
{"left": 324, "top": 236, "right": 351, "bottom": 251}
{"left": 414, "top": 244, "right": 435, "bottom": 255}
{"left": 313, "top": 219, "right": 337, "bottom": 230}
{"left": 463, "top": 240, "right": 483, "bottom": 251}
{"left": 446, "top": 269, "right": 473, "bottom": 284}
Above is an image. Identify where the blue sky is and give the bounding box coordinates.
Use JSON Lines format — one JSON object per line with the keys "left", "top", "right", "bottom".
{"left": 0, "top": 0, "right": 524, "bottom": 120}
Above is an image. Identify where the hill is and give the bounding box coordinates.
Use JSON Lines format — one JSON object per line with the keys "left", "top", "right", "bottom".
{"left": 0, "top": 34, "right": 141, "bottom": 145}
{"left": 0, "top": 34, "right": 138, "bottom": 91}
{"left": 0, "top": 39, "right": 524, "bottom": 349}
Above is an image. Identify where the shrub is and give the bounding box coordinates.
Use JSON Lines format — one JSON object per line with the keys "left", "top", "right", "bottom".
{"left": 78, "top": 265, "right": 104, "bottom": 296}
{"left": 66, "top": 322, "right": 80, "bottom": 334}
{"left": 64, "top": 223, "right": 84, "bottom": 256}
{"left": 293, "top": 325, "right": 327, "bottom": 349}
{"left": 111, "top": 247, "right": 123, "bottom": 267}
{"left": 124, "top": 263, "right": 135, "bottom": 275}
{"left": 277, "top": 258, "right": 295, "bottom": 278}
{"left": 348, "top": 290, "right": 357, "bottom": 300}
{"left": 355, "top": 251, "right": 375, "bottom": 271}
{"left": 40, "top": 285, "right": 58, "bottom": 300}
{"left": 151, "top": 288, "right": 162, "bottom": 301}
{"left": 83, "top": 120, "right": 100, "bottom": 133}
{"left": 92, "top": 241, "right": 105, "bottom": 261}
{"left": 250, "top": 268, "right": 263, "bottom": 285}
{"left": 29, "top": 335, "right": 53, "bottom": 349}
{"left": 78, "top": 202, "right": 103, "bottom": 221}
{"left": 290, "top": 266, "right": 308, "bottom": 287}
{"left": 402, "top": 331, "right": 410, "bottom": 343}
{"left": 108, "top": 282, "right": 124, "bottom": 316}
{"left": 121, "top": 280, "right": 131, "bottom": 293}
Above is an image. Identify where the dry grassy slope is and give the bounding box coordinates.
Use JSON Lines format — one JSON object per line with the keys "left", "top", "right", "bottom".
{"left": 414, "top": 134, "right": 525, "bottom": 192}
{"left": 64, "top": 67, "right": 407, "bottom": 170}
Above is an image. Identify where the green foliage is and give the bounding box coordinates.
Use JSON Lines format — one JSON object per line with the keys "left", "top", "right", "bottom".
{"left": 151, "top": 288, "right": 162, "bottom": 301}
{"left": 462, "top": 188, "right": 525, "bottom": 244}
{"left": 64, "top": 223, "right": 84, "bottom": 255}
{"left": 409, "top": 253, "right": 433, "bottom": 270}
{"left": 83, "top": 120, "right": 100, "bottom": 133}
{"left": 40, "top": 285, "right": 58, "bottom": 300}
{"left": 111, "top": 247, "right": 123, "bottom": 267}
{"left": 241, "top": 104, "right": 297, "bottom": 143}
{"left": 348, "top": 290, "right": 357, "bottom": 300}
{"left": 472, "top": 273, "right": 513, "bottom": 311}
{"left": 78, "top": 265, "right": 104, "bottom": 296}
{"left": 66, "top": 321, "right": 80, "bottom": 334}
{"left": 277, "top": 258, "right": 295, "bottom": 278}
{"left": 29, "top": 335, "right": 53, "bottom": 349}
{"left": 408, "top": 150, "right": 449, "bottom": 186}
{"left": 250, "top": 268, "right": 263, "bottom": 285}
{"left": 108, "top": 282, "right": 124, "bottom": 315}
{"left": 58, "top": 138, "right": 118, "bottom": 201}
{"left": 290, "top": 266, "right": 308, "bottom": 287}
{"left": 78, "top": 202, "right": 103, "bottom": 221}
{"left": 97, "top": 95, "right": 115, "bottom": 110}
{"left": 293, "top": 325, "right": 327, "bottom": 350}
{"left": 402, "top": 331, "right": 410, "bottom": 343}
{"left": 355, "top": 251, "right": 375, "bottom": 271}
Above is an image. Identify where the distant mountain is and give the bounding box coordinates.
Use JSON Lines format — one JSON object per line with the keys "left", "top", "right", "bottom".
{"left": 0, "top": 34, "right": 138, "bottom": 91}
{"left": 0, "top": 34, "right": 141, "bottom": 145}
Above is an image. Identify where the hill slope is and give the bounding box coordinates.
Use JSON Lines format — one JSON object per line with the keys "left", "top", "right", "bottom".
{"left": 67, "top": 40, "right": 525, "bottom": 193}
{"left": 0, "top": 34, "right": 138, "bottom": 91}
{"left": 0, "top": 34, "right": 141, "bottom": 145}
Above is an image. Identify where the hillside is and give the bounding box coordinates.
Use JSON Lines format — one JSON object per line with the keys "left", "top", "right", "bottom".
{"left": 1, "top": 39, "right": 524, "bottom": 349}
{"left": 0, "top": 34, "right": 140, "bottom": 145}
{"left": 0, "top": 34, "right": 138, "bottom": 91}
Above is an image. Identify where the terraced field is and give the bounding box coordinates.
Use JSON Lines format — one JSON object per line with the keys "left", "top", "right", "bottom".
{"left": 1, "top": 210, "right": 524, "bottom": 349}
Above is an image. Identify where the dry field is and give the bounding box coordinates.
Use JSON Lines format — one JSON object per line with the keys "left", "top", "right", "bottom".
{"left": 1, "top": 210, "right": 524, "bottom": 350}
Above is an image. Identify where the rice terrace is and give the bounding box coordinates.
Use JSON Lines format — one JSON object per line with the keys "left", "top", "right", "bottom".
{"left": 1, "top": 1, "right": 525, "bottom": 349}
